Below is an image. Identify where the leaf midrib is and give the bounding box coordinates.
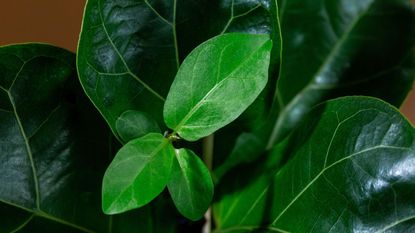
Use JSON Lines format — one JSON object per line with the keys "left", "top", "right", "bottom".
{"left": 1, "top": 57, "right": 97, "bottom": 233}
{"left": 272, "top": 145, "right": 409, "bottom": 225}
{"left": 174, "top": 150, "right": 196, "bottom": 214}
{"left": 4, "top": 59, "right": 41, "bottom": 210}
{"left": 108, "top": 138, "right": 171, "bottom": 210}
{"left": 0, "top": 199, "right": 97, "bottom": 233}
{"left": 96, "top": 0, "right": 166, "bottom": 102}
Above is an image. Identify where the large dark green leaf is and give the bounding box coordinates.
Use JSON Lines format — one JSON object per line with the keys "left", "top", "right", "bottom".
{"left": 215, "top": 96, "right": 415, "bottom": 232}
{"left": 0, "top": 43, "right": 108, "bottom": 233}
{"left": 213, "top": 0, "right": 415, "bottom": 220}
{"left": 77, "top": 0, "right": 177, "bottom": 138}
{"left": 164, "top": 33, "right": 272, "bottom": 141}
{"left": 268, "top": 0, "right": 415, "bottom": 146}
{"left": 0, "top": 44, "right": 179, "bottom": 233}
{"left": 77, "top": 0, "right": 279, "bottom": 140}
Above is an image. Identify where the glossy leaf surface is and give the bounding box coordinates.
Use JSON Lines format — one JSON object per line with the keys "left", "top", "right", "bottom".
{"left": 77, "top": 0, "right": 176, "bottom": 137}
{"left": 268, "top": 97, "right": 415, "bottom": 232}
{"left": 216, "top": 97, "right": 415, "bottom": 232}
{"left": 0, "top": 44, "right": 109, "bottom": 232}
{"left": 269, "top": 0, "right": 415, "bottom": 145}
{"left": 116, "top": 110, "right": 160, "bottom": 143}
{"left": 102, "top": 133, "right": 174, "bottom": 214}
{"left": 0, "top": 43, "right": 180, "bottom": 233}
{"left": 77, "top": 0, "right": 279, "bottom": 140}
{"left": 164, "top": 33, "right": 272, "bottom": 141}
{"left": 167, "top": 148, "right": 213, "bottom": 221}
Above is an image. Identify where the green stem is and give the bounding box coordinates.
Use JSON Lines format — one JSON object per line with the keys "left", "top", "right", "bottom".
{"left": 202, "top": 134, "right": 214, "bottom": 233}
{"left": 203, "top": 134, "right": 214, "bottom": 171}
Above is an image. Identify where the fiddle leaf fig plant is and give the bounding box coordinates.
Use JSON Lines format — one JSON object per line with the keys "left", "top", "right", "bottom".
{"left": 2, "top": 0, "right": 415, "bottom": 232}
{"left": 102, "top": 33, "right": 272, "bottom": 220}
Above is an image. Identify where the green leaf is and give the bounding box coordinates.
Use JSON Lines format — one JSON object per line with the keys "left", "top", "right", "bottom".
{"left": 116, "top": 110, "right": 160, "bottom": 143}
{"left": 268, "top": 0, "right": 415, "bottom": 146}
{"left": 102, "top": 133, "right": 175, "bottom": 214}
{"left": 217, "top": 96, "right": 415, "bottom": 232}
{"left": 167, "top": 148, "right": 214, "bottom": 221}
{"left": 268, "top": 96, "right": 415, "bottom": 232}
{"left": 164, "top": 33, "right": 272, "bottom": 141}
{"left": 0, "top": 43, "right": 108, "bottom": 232}
{"left": 214, "top": 132, "right": 265, "bottom": 181}
{"left": 77, "top": 0, "right": 279, "bottom": 141}
{"left": 0, "top": 43, "right": 180, "bottom": 233}
{"left": 212, "top": 140, "right": 286, "bottom": 229}
{"left": 77, "top": 0, "right": 178, "bottom": 138}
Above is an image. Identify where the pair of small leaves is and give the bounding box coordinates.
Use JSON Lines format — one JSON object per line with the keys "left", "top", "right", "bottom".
{"left": 103, "top": 132, "right": 213, "bottom": 221}
{"left": 102, "top": 33, "right": 272, "bottom": 220}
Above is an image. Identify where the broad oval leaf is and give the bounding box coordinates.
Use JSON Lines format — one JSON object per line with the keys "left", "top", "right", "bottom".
{"left": 102, "top": 133, "right": 175, "bottom": 214}
{"left": 217, "top": 96, "right": 415, "bottom": 232}
{"left": 269, "top": 96, "right": 415, "bottom": 232}
{"left": 0, "top": 43, "right": 110, "bottom": 232}
{"left": 0, "top": 43, "right": 180, "bottom": 233}
{"left": 164, "top": 33, "right": 272, "bottom": 141}
{"left": 167, "top": 148, "right": 214, "bottom": 221}
{"left": 77, "top": 0, "right": 177, "bottom": 138}
{"left": 268, "top": 0, "right": 415, "bottom": 146}
{"left": 116, "top": 110, "right": 160, "bottom": 143}
{"left": 77, "top": 0, "right": 279, "bottom": 141}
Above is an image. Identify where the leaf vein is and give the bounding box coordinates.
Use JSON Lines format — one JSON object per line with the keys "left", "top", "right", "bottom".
{"left": 97, "top": 0, "right": 165, "bottom": 101}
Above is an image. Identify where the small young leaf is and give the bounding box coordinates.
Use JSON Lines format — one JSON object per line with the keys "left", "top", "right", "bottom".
{"left": 102, "top": 133, "right": 174, "bottom": 214}
{"left": 167, "top": 148, "right": 214, "bottom": 221}
{"left": 116, "top": 110, "right": 160, "bottom": 143}
{"left": 164, "top": 33, "right": 272, "bottom": 141}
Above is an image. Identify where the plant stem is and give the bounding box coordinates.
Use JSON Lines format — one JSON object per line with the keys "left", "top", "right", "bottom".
{"left": 202, "top": 208, "right": 212, "bottom": 233}
{"left": 202, "top": 134, "right": 214, "bottom": 233}
{"left": 203, "top": 134, "right": 214, "bottom": 171}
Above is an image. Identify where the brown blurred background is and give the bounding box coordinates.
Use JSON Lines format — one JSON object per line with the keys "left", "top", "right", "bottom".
{"left": 0, "top": 0, "right": 414, "bottom": 123}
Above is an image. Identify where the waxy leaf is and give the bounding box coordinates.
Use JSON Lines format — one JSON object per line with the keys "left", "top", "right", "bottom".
{"left": 268, "top": 0, "right": 415, "bottom": 146}
{"left": 216, "top": 97, "right": 415, "bottom": 232}
{"left": 167, "top": 148, "right": 214, "bottom": 221}
{"left": 164, "top": 33, "right": 272, "bottom": 141}
{"left": 269, "top": 97, "right": 415, "bottom": 232}
{"left": 0, "top": 44, "right": 109, "bottom": 232}
{"left": 77, "top": 0, "right": 177, "bottom": 137}
{"left": 116, "top": 110, "right": 160, "bottom": 143}
{"left": 102, "top": 133, "right": 175, "bottom": 214}
{"left": 0, "top": 43, "right": 180, "bottom": 233}
{"left": 77, "top": 0, "right": 279, "bottom": 141}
